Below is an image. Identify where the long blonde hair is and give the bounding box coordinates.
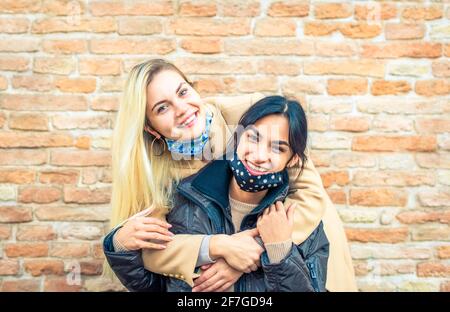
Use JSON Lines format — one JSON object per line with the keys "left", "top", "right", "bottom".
{"left": 110, "top": 59, "right": 192, "bottom": 228}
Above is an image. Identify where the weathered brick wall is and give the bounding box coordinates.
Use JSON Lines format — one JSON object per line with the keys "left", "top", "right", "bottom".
{"left": 0, "top": 0, "right": 449, "bottom": 292}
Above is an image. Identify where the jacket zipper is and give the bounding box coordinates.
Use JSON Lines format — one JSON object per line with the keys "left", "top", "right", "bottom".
{"left": 307, "top": 262, "right": 319, "bottom": 292}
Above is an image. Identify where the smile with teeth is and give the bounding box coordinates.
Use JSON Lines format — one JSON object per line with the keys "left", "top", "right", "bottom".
{"left": 245, "top": 160, "right": 270, "bottom": 173}
{"left": 178, "top": 111, "right": 198, "bottom": 128}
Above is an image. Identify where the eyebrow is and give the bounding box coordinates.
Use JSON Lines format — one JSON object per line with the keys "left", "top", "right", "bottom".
{"left": 249, "top": 127, "right": 290, "bottom": 148}
{"left": 151, "top": 82, "right": 185, "bottom": 112}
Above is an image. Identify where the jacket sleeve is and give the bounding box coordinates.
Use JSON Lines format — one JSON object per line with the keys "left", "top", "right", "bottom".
{"left": 103, "top": 227, "right": 164, "bottom": 292}
{"left": 139, "top": 206, "right": 205, "bottom": 288}
{"left": 261, "top": 222, "right": 329, "bottom": 292}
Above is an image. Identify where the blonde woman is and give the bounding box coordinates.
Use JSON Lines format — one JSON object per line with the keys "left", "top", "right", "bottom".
{"left": 106, "top": 59, "right": 356, "bottom": 291}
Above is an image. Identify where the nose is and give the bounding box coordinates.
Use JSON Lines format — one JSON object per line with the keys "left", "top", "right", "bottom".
{"left": 173, "top": 98, "right": 189, "bottom": 118}
{"left": 252, "top": 145, "right": 270, "bottom": 165}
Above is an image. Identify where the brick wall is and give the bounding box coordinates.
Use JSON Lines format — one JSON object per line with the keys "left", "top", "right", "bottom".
{"left": 0, "top": 0, "right": 449, "bottom": 292}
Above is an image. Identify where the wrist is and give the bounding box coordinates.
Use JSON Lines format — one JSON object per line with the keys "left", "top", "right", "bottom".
{"left": 210, "top": 234, "right": 229, "bottom": 259}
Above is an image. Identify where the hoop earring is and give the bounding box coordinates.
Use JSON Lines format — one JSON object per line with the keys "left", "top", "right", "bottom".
{"left": 150, "top": 137, "right": 166, "bottom": 157}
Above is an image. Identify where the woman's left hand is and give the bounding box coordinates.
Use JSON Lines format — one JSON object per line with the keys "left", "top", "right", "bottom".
{"left": 257, "top": 201, "right": 295, "bottom": 244}
{"left": 192, "top": 258, "right": 243, "bottom": 292}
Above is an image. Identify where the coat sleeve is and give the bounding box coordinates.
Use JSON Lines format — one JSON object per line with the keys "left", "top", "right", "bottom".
{"left": 139, "top": 206, "right": 205, "bottom": 288}
{"left": 261, "top": 222, "right": 329, "bottom": 292}
{"left": 103, "top": 227, "right": 165, "bottom": 292}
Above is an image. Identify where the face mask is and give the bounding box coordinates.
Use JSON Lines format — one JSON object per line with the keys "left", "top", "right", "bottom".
{"left": 165, "top": 112, "right": 212, "bottom": 156}
{"left": 227, "top": 152, "right": 285, "bottom": 193}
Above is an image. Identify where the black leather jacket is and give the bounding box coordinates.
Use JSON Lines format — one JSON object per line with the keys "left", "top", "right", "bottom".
{"left": 104, "top": 160, "right": 329, "bottom": 292}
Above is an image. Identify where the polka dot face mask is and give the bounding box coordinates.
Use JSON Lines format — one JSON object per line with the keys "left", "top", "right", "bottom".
{"left": 227, "top": 152, "right": 285, "bottom": 193}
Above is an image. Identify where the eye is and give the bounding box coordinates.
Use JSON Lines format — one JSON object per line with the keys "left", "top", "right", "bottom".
{"left": 156, "top": 104, "right": 169, "bottom": 114}
{"left": 272, "top": 146, "right": 286, "bottom": 154}
{"left": 179, "top": 88, "right": 188, "bottom": 97}
{"left": 248, "top": 132, "right": 258, "bottom": 142}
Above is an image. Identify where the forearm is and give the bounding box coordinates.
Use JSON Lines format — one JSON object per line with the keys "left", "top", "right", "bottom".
{"left": 285, "top": 155, "right": 328, "bottom": 244}
{"left": 141, "top": 234, "right": 205, "bottom": 287}
{"left": 103, "top": 228, "right": 163, "bottom": 292}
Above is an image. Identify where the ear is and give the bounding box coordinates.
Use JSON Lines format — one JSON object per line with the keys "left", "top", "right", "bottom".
{"left": 144, "top": 124, "right": 161, "bottom": 139}
{"left": 287, "top": 154, "right": 300, "bottom": 168}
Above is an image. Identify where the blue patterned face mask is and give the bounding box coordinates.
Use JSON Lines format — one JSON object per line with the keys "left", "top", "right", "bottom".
{"left": 164, "top": 112, "right": 213, "bottom": 156}
{"left": 227, "top": 152, "right": 285, "bottom": 193}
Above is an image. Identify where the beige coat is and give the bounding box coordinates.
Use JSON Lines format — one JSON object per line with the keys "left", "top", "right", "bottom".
{"left": 141, "top": 93, "right": 357, "bottom": 292}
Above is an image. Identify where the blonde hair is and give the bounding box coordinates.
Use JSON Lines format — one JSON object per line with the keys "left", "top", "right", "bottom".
{"left": 110, "top": 59, "right": 192, "bottom": 227}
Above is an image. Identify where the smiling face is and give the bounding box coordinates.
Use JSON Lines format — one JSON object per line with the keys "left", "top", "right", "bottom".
{"left": 145, "top": 70, "right": 206, "bottom": 141}
{"left": 236, "top": 114, "right": 297, "bottom": 175}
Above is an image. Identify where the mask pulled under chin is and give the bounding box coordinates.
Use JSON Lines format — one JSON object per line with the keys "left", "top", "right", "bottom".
{"left": 227, "top": 152, "right": 285, "bottom": 193}
{"left": 164, "top": 111, "right": 212, "bottom": 156}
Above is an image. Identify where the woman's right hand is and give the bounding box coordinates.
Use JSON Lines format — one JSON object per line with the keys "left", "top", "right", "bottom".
{"left": 115, "top": 213, "right": 174, "bottom": 251}
{"left": 210, "top": 229, "right": 264, "bottom": 273}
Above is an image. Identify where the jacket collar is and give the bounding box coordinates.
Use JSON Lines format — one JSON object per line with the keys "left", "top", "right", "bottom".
{"left": 178, "top": 158, "right": 290, "bottom": 217}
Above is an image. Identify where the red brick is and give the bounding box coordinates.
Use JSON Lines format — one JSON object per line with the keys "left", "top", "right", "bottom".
{"left": 437, "top": 246, "right": 450, "bottom": 259}
{"left": 326, "top": 189, "right": 346, "bottom": 205}
{"left": 352, "top": 136, "right": 436, "bottom": 152}
{"left": 169, "top": 18, "right": 250, "bottom": 36}
{"left": 346, "top": 227, "right": 409, "bottom": 243}
{"left": 50, "top": 243, "right": 90, "bottom": 258}
{"left": 118, "top": 18, "right": 162, "bottom": 35}
{"left": 330, "top": 116, "right": 370, "bottom": 132}
{"left": 0, "top": 206, "right": 32, "bottom": 223}
{"left": 51, "top": 151, "right": 111, "bottom": 167}
{"left": 55, "top": 77, "right": 96, "bottom": 93}
{"left": 39, "top": 170, "right": 79, "bottom": 185}
{"left": 355, "top": 3, "right": 397, "bottom": 20}
{"left": 327, "top": 79, "right": 368, "bottom": 95}
{"left": 1, "top": 279, "right": 40, "bottom": 292}
{"left": 9, "top": 113, "right": 49, "bottom": 130}
{"left": 5, "top": 243, "right": 49, "bottom": 257}
{"left": 0, "top": 17, "right": 29, "bottom": 33}
{"left": 220, "top": 0, "right": 260, "bottom": 17}
{"left": 89, "top": 1, "right": 174, "bottom": 16}
{"left": 432, "top": 60, "right": 450, "bottom": 78}
{"left": 63, "top": 187, "right": 111, "bottom": 204}
{"left": 304, "top": 22, "right": 338, "bottom": 36}
{"left": 397, "top": 211, "right": 450, "bottom": 225}
{"left": 42, "top": 39, "right": 87, "bottom": 54}
{"left": 320, "top": 171, "right": 349, "bottom": 188}
{"left": 24, "top": 260, "right": 64, "bottom": 276}
{"left": 0, "top": 94, "right": 88, "bottom": 111}
{"left": 181, "top": 37, "right": 222, "bottom": 54}
{"left": 44, "top": 277, "right": 82, "bottom": 292}
{"left": 315, "top": 3, "right": 352, "bottom": 19}
{"left": 90, "top": 38, "right": 175, "bottom": 55}
{"left": 353, "top": 171, "right": 435, "bottom": 187}
{"left": 17, "top": 225, "right": 56, "bottom": 241}
{"left": 362, "top": 43, "right": 442, "bottom": 58}
{"left": 350, "top": 188, "right": 407, "bottom": 207}
{"left": 385, "top": 23, "right": 425, "bottom": 40}
{"left": 179, "top": 1, "right": 216, "bottom": 16}
{"left": 402, "top": 6, "right": 443, "bottom": 21}
{"left": 79, "top": 58, "right": 121, "bottom": 76}
{"left": 0, "top": 224, "right": 11, "bottom": 240}
{"left": 418, "top": 189, "right": 450, "bottom": 208}
{"left": 0, "top": 56, "right": 29, "bottom": 72}
{"left": 254, "top": 18, "right": 296, "bottom": 37}
{"left": 32, "top": 17, "right": 116, "bottom": 33}
{"left": 91, "top": 96, "right": 119, "bottom": 111}
{"left": 18, "top": 186, "right": 61, "bottom": 204}
{"left": 0, "top": 260, "right": 19, "bottom": 276}
{"left": 339, "top": 23, "right": 382, "bottom": 39}
{"left": 416, "top": 80, "right": 450, "bottom": 97}
{"left": 268, "top": 2, "right": 309, "bottom": 17}
{"left": 79, "top": 260, "right": 103, "bottom": 275}
{"left": 371, "top": 80, "right": 411, "bottom": 95}
{"left": 35, "top": 206, "right": 109, "bottom": 222}
{"left": 0, "top": 150, "right": 47, "bottom": 166}
{"left": 0, "top": 132, "right": 72, "bottom": 148}
{"left": 416, "top": 118, "right": 450, "bottom": 133}
{"left": 0, "top": 169, "right": 35, "bottom": 184}
{"left": 417, "top": 262, "right": 450, "bottom": 277}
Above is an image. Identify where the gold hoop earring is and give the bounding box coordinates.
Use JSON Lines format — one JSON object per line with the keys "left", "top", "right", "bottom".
{"left": 150, "top": 137, "right": 166, "bottom": 157}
